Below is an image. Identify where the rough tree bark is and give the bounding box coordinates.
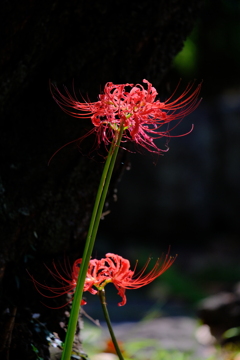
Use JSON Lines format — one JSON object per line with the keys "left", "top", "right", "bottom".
{"left": 0, "top": 1, "right": 203, "bottom": 359}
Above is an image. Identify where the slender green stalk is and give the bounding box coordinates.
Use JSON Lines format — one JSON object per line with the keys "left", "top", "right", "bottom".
{"left": 61, "top": 126, "right": 124, "bottom": 360}
{"left": 98, "top": 289, "right": 125, "bottom": 360}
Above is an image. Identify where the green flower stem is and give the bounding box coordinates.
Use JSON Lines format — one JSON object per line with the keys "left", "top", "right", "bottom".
{"left": 61, "top": 126, "right": 124, "bottom": 360}
{"left": 98, "top": 289, "right": 125, "bottom": 360}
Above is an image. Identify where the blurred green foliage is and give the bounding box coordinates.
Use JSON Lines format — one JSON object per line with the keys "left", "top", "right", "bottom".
{"left": 173, "top": 31, "right": 198, "bottom": 78}
{"left": 172, "top": 0, "right": 240, "bottom": 94}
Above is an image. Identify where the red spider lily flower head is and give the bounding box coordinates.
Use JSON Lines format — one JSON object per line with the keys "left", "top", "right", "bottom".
{"left": 104, "top": 339, "right": 125, "bottom": 355}
{"left": 50, "top": 79, "right": 202, "bottom": 157}
{"left": 29, "top": 252, "right": 176, "bottom": 308}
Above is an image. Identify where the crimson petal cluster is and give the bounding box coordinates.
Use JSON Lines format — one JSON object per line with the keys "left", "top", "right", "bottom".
{"left": 51, "top": 79, "right": 202, "bottom": 154}
{"left": 30, "top": 252, "right": 176, "bottom": 307}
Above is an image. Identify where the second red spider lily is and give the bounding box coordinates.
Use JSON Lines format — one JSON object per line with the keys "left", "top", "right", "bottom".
{"left": 31, "top": 252, "right": 176, "bottom": 307}
{"left": 50, "top": 79, "right": 202, "bottom": 156}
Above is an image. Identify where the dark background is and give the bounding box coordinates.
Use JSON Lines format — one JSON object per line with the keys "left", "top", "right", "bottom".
{"left": 1, "top": 0, "right": 240, "bottom": 358}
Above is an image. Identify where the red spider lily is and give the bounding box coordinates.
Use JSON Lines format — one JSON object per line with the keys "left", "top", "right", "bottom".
{"left": 50, "top": 79, "right": 202, "bottom": 156}
{"left": 29, "top": 252, "right": 176, "bottom": 307}
{"left": 104, "top": 339, "right": 125, "bottom": 355}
